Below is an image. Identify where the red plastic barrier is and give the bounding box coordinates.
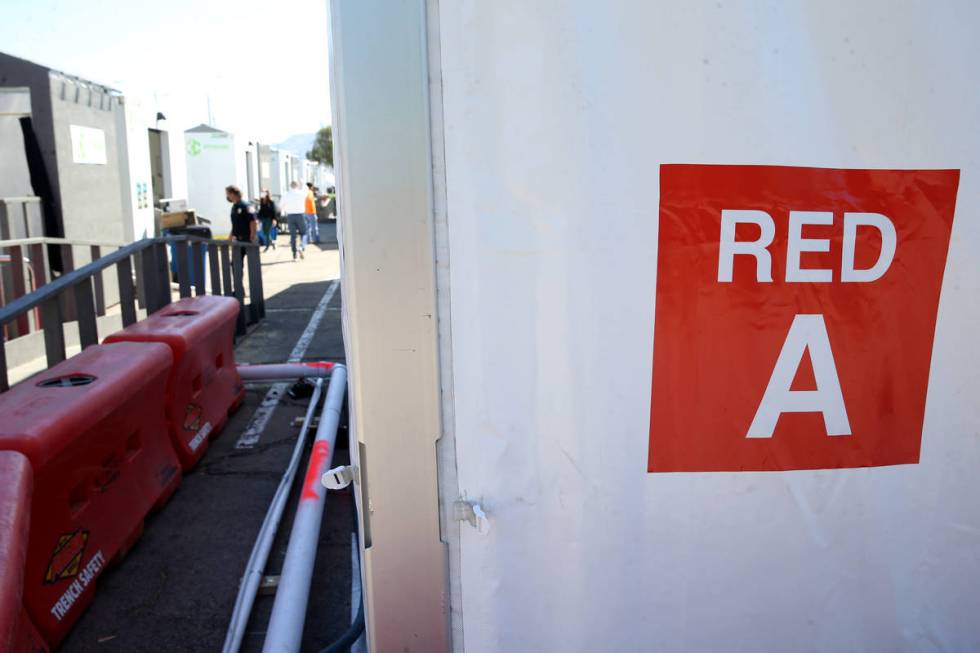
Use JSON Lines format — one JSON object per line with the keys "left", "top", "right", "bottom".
{"left": 14, "top": 611, "right": 45, "bottom": 653}
{"left": 0, "top": 451, "right": 46, "bottom": 653}
{"left": 0, "top": 343, "right": 180, "bottom": 649}
{"left": 104, "top": 296, "right": 245, "bottom": 470}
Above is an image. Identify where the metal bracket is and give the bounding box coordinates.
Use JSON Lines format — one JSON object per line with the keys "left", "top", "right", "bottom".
{"left": 454, "top": 500, "right": 491, "bottom": 534}
{"left": 321, "top": 465, "right": 357, "bottom": 490}
{"left": 258, "top": 575, "right": 280, "bottom": 596}
{"left": 291, "top": 416, "right": 320, "bottom": 428}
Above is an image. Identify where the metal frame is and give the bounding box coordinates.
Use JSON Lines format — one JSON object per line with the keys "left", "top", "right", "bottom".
{"left": 330, "top": 1, "right": 450, "bottom": 650}
{"left": 262, "top": 365, "right": 348, "bottom": 652}
{"left": 0, "top": 197, "right": 42, "bottom": 240}
{"left": 0, "top": 235, "right": 264, "bottom": 392}
{"left": 223, "top": 377, "right": 328, "bottom": 653}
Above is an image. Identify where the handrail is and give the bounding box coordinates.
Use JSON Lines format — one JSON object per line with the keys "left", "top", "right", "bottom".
{"left": 0, "top": 236, "right": 126, "bottom": 249}
{"left": 0, "top": 239, "right": 146, "bottom": 327}
{"left": 0, "top": 236, "right": 256, "bottom": 328}
{"left": 0, "top": 235, "right": 265, "bottom": 392}
{"left": 0, "top": 197, "right": 41, "bottom": 204}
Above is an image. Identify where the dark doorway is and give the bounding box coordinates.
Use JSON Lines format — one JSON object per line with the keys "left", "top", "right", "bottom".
{"left": 147, "top": 128, "right": 166, "bottom": 206}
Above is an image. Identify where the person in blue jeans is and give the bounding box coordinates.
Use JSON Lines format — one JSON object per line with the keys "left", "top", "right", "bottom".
{"left": 257, "top": 189, "right": 278, "bottom": 251}
{"left": 281, "top": 181, "right": 308, "bottom": 260}
{"left": 304, "top": 182, "right": 320, "bottom": 245}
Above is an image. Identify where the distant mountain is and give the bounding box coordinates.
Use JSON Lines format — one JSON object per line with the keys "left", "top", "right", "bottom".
{"left": 276, "top": 132, "right": 317, "bottom": 158}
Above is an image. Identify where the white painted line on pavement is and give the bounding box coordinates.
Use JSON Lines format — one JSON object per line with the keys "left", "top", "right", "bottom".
{"left": 235, "top": 279, "right": 340, "bottom": 449}
{"left": 266, "top": 306, "right": 343, "bottom": 314}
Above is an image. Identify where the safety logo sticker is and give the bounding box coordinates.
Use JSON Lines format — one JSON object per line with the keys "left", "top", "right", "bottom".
{"left": 188, "top": 422, "right": 212, "bottom": 452}
{"left": 49, "top": 549, "right": 105, "bottom": 622}
{"left": 183, "top": 403, "right": 203, "bottom": 431}
{"left": 44, "top": 530, "right": 89, "bottom": 584}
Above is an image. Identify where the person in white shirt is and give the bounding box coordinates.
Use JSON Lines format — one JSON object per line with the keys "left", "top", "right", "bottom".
{"left": 280, "top": 181, "right": 309, "bottom": 260}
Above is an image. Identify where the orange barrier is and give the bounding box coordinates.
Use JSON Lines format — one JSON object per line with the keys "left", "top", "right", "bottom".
{"left": 0, "top": 343, "right": 180, "bottom": 648}
{"left": 105, "top": 296, "right": 245, "bottom": 470}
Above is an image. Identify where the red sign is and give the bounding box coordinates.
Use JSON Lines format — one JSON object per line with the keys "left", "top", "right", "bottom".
{"left": 648, "top": 164, "right": 959, "bottom": 472}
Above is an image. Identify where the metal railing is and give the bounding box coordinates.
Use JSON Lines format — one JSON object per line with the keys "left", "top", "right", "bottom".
{"left": 0, "top": 236, "right": 124, "bottom": 340}
{"left": 0, "top": 197, "right": 43, "bottom": 240}
{"left": 0, "top": 235, "right": 265, "bottom": 392}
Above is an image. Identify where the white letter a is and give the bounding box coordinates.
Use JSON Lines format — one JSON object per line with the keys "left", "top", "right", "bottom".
{"left": 747, "top": 314, "right": 851, "bottom": 438}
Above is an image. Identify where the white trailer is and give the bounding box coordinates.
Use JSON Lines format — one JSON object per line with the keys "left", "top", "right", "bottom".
{"left": 118, "top": 93, "right": 188, "bottom": 241}
{"left": 184, "top": 124, "right": 241, "bottom": 235}
{"left": 259, "top": 145, "right": 283, "bottom": 201}
{"left": 239, "top": 138, "right": 261, "bottom": 202}
{"left": 329, "top": 2, "right": 980, "bottom": 651}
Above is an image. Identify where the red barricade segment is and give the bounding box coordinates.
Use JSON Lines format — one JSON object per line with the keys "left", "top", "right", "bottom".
{"left": 0, "top": 451, "right": 36, "bottom": 652}
{"left": 15, "top": 610, "right": 46, "bottom": 653}
{"left": 104, "top": 295, "right": 245, "bottom": 470}
{"left": 0, "top": 343, "right": 180, "bottom": 649}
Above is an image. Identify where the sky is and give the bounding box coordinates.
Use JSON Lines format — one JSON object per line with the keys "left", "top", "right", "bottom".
{"left": 0, "top": 0, "right": 331, "bottom": 143}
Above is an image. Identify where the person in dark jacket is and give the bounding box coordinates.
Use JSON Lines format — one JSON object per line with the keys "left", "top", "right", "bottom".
{"left": 225, "top": 185, "right": 256, "bottom": 244}
{"left": 257, "top": 189, "right": 278, "bottom": 251}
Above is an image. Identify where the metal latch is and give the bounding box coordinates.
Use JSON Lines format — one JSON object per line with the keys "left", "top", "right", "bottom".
{"left": 454, "top": 500, "right": 491, "bottom": 534}
{"left": 321, "top": 465, "right": 357, "bottom": 490}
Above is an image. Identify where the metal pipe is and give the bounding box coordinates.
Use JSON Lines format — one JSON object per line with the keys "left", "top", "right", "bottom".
{"left": 237, "top": 362, "right": 336, "bottom": 382}
{"left": 262, "top": 364, "right": 347, "bottom": 653}
{"left": 222, "top": 378, "right": 326, "bottom": 653}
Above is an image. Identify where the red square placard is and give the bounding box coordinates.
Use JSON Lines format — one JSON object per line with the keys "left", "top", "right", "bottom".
{"left": 648, "top": 164, "right": 959, "bottom": 472}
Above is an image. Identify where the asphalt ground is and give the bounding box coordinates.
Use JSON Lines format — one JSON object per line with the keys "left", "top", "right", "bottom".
{"left": 61, "top": 224, "right": 354, "bottom": 653}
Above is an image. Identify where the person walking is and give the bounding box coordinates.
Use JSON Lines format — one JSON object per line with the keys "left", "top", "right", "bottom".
{"left": 281, "top": 180, "right": 308, "bottom": 260}
{"left": 226, "top": 185, "right": 257, "bottom": 244}
{"left": 257, "top": 189, "right": 278, "bottom": 252}
{"left": 226, "top": 185, "right": 257, "bottom": 273}
{"left": 304, "top": 182, "right": 320, "bottom": 245}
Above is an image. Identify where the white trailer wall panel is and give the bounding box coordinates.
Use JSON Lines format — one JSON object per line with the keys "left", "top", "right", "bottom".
{"left": 165, "top": 129, "right": 188, "bottom": 203}
{"left": 185, "top": 127, "right": 239, "bottom": 235}
{"left": 435, "top": 2, "right": 980, "bottom": 652}
{"left": 332, "top": 1, "right": 980, "bottom": 651}
{"left": 118, "top": 94, "right": 154, "bottom": 241}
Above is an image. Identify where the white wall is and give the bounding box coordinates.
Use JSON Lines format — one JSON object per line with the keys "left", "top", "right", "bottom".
{"left": 235, "top": 138, "right": 261, "bottom": 201}
{"left": 286, "top": 153, "right": 302, "bottom": 185}
{"left": 164, "top": 126, "right": 188, "bottom": 201}
{"left": 119, "top": 94, "right": 154, "bottom": 241}
{"left": 270, "top": 149, "right": 291, "bottom": 199}
{"left": 184, "top": 130, "right": 237, "bottom": 235}
{"left": 312, "top": 163, "right": 334, "bottom": 189}
{"left": 433, "top": 1, "right": 980, "bottom": 652}
{"left": 119, "top": 92, "right": 193, "bottom": 241}
{"left": 328, "top": 2, "right": 449, "bottom": 649}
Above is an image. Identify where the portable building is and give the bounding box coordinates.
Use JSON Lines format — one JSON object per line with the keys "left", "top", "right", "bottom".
{"left": 258, "top": 144, "right": 277, "bottom": 199}
{"left": 259, "top": 145, "right": 298, "bottom": 201}
{"left": 184, "top": 124, "right": 242, "bottom": 235}
{"left": 118, "top": 93, "right": 188, "bottom": 241}
{"left": 0, "top": 87, "right": 33, "bottom": 200}
{"left": 0, "top": 52, "right": 129, "bottom": 246}
{"left": 329, "top": 1, "right": 980, "bottom": 652}
{"left": 287, "top": 153, "right": 303, "bottom": 186}
{"left": 312, "top": 163, "right": 334, "bottom": 190}
{"left": 0, "top": 86, "right": 42, "bottom": 238}
{"left": 238, "top": 138, "right": 261, "bottom": 202}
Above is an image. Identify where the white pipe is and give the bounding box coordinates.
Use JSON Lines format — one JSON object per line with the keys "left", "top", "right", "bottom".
{"left": 237, "top": 362, "right": 335, "bottom": 382}
{"left": 222, "top": 378, "right": 325, "bottom": 653}
{"left": 262, "top": 364, "right": 347, "bottom": 653}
